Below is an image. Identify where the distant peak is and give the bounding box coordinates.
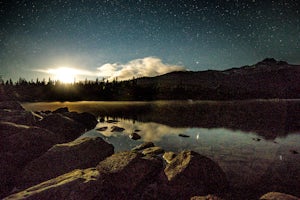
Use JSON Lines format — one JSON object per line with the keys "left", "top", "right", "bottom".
{"left": 257, "top": 58, "right": 288, "bottom": 65}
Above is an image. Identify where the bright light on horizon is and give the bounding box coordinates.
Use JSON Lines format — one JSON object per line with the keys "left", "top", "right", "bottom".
{"left": 47, "top": 67, "right": 78, "bottom": 83}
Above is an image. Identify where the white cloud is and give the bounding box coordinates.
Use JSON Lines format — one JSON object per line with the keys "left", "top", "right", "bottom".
{"left": 97, "top": 57, "right": 186, "bottom": 81}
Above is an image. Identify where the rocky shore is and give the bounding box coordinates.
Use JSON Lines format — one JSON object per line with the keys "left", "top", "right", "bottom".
{"left": 1, "top": 100, "right": 299, "bottom": 200}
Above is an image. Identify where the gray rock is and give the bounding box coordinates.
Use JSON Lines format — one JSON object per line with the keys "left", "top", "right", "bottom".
{"left": 0, "top": 109, "right": 38, "bottom": 126}
{"left": 260, "top": 192, "right": 299, "bottom": 200}
{"left": 0, "top": 122, "right": 61, "bottom": 198}
{"left": 142, "top": 147, "right": 165, "bottom": 156}
{"left": 18, "top": 137, "right": 114, "bottom": 190}
{"left": 163, "top": 152, "right": 177, "bottom": 164}
{"left": 159, "top": 151, "right": 228, "bottom": 199}
{"left": 0, "top": 101, "right": 24, "bottom": 111}
{"left": 132, "top": 142, "right": 155, "bottom": 151}
{"left": 5, "top": 152, "right": 163, "bottom": 200}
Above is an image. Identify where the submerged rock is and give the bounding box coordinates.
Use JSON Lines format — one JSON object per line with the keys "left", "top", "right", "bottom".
{"left": 96, "top": 126, "right": 108, "bottom": 131}
{"left": 111, "top": 125, "right": 125, "bottom": 132}
{"left": 179, "top": 133, "right": 190, "bottom": 138}
{"left": 260, "top": 192, "right": 299, "bottom": 200}
{"left": 18, "top": 137, "right": 114, "bottom": 190}
{"left": 130, "top": 132, "right": 141, "bottom": 140}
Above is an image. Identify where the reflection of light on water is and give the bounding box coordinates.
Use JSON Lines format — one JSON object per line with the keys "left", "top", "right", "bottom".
{"left": 279, "top": 155, "right": 283, "bottom": 160}
{"left": 196, "top": 133, "right": 200, "bottom": 140}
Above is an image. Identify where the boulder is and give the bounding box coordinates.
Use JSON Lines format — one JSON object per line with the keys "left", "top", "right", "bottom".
{"left": 132, "top": 142, "right": 155, "bottom": 151}
{"left": 35, "top": 113, "right": 86, "bottom": 142}
{"left": 0, "top": 109, "right": 38, "bottom": 126}
{"left": 18, "top": 137, "right": 114, "bottom": 190}
{"left": 52, "top": 107, "right": 69, "bottom": 114}
{"left": 5, "top": 152, "right": 163, "bottom": 200}
{"left": 0, "top": 101, "right": 24, "bottom": 110}
{"left": 142, "top": 147, "right": 165, "bottom": 156}
{"left": 158, "top": 151, "right": 228, "bottom": 199}
{"left": 260, "top": 192, "right": 299, "bottom": 200}
{"left": 62, "top": 112, "right": 98, "bottom": 130}
{"left": 163, "top": 152, "right": 177, "bottom": 163}
{"left": 0, "top": 122, "right": 61, "bottom": 198}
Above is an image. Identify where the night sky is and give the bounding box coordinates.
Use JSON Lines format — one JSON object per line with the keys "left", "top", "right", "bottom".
{"left": 1, "top": 0, "right": 300, "bottom": 82}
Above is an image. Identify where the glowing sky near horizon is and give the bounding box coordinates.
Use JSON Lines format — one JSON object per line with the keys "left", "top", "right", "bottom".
{"left": 1, "top": 0, "right": 300, "bottom": 81}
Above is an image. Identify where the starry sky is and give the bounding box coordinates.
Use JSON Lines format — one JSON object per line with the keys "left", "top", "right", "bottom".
{"left": 1, "top": 0, "right": 300, "bottom": 81}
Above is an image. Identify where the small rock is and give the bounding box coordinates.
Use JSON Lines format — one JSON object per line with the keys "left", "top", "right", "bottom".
{"left": 52, "top": 107, "right": 69, "bottom": 114}
{"left": 142, "top": 147, "right": 164, "bottom": 155}
{"left": 96, "top": 126, "right": 108, "bottom": 131}
{"left": 260, "top": 192, "right": 299, "bottom": 200}
{"left": 289, "top": 150, "right": 299, "bottom": 154}
{"left": 132, "top": 142, "right": 155, "bottom": 151}
{"left": 252, "top": 138, "right": 261, "bottom": 141}
{"left": 163, "top": 152, "right": 177, "bottom": 164}
{"left": 179, "top": 133, "right": 190, "bottom": 138}
{"left": 129, "top": 132, "right": 141, "bottom": 140}
{"left": 107, "top": 119, "right": 119, "bottom": 123}
{"left": 111, "top": 125, "right": 125, "bottom": 132}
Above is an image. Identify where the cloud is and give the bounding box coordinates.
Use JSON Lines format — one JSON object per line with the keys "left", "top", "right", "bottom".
{"left": 97, "top": 57, "right": 186, "bottom": 81}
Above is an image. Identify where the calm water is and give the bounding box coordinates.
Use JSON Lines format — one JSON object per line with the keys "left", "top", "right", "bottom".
{"left": 22, "top": 100, "right": 300, "bottom": 198}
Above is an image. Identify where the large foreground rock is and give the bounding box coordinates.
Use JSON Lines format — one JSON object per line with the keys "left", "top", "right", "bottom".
{"left": 5, "top": 152, "right": 163, "bottom": 200}
{"left": 18, "top": 137, "right": 114, "bottom": 190}
{"left": 158, "top": 151, "right": 228, "bottom": 199}
{"left": 260, "top": 192, "right": 299, "bottom": 200}
{"left": 0, "top": 122, "right": 61, "bottom": 198}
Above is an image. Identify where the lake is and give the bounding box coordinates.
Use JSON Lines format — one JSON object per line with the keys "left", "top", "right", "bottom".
{"left": 22, "top": 100, "right": 300, "bottom": 199}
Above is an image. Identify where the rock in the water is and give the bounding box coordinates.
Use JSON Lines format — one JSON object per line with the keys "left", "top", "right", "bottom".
{"left": 0, "top": 122, "right": 61, "bottom": 198}
{"left": 142, "top": 147, "right": 165, "bottom": 155}
{"left": 52, "top": 107, "right": 69, "bottom": 114}
{"left": 5, "top": 152, "right": 163, "bottom": 200}
{"left": 260, "top": 192, "right": 299, "bottom": 200}
{"left": 35, "top": 113, "right": 86, "bottom": 142}
{"left": 63, "top": 112, "right": 98, "bottom": 130}
{"left": 132, "top": 142, "right": 155, "bottom": 151}
{"left": 179, "top": 133, "right": 190, "bottom": 138}
{"left": 130, "top": 132, "right": 141, "bottom": 140}
{"left": 163, "top": 152, "right": 177, "bottom": 163}
{"left": 159, "top": 150, "right": 228, "bottom": 199}
{"left": 111, "top": 125, "right": 125, "bottom": 132}
{"left": 18, "top": 137, "right": 114, "bottom": 190}
{"left": 96, "top": 126, "right": 108, "bottom": 131}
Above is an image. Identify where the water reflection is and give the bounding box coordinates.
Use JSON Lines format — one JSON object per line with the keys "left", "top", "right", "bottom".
{"left": 22, "top": 100, "right": 300, "bottom": 198}
{"left": 23, "top": 99, "right": 300, "bottom": 140}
